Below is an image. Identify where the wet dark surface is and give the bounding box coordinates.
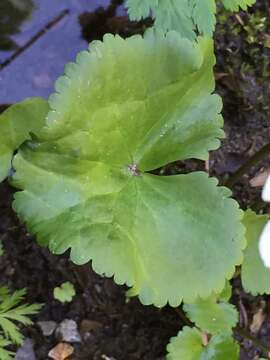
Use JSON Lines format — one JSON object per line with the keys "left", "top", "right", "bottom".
{"left": 0, "top": 0, "right": 111, "bottom": 103}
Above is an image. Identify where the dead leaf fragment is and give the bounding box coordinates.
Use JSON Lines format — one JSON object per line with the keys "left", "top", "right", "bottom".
{"left": 250, "top": 301, "right": 266, "bottom": 334}
{"left": 250, "top": 169, "right": 270, "bottom": 188}
{"left": 48, "top": 342, "right": 74, "bottom": 360}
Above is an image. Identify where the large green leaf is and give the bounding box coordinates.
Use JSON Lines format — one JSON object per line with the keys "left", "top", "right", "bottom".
{"left": 12, "top": 32, "right": 245, "bottom": 307}
{"left": 166, "top": 327, "right": 239, "bottom": 360}
{"left": 241, "top": 210, "right": 270, "bottom": 295}
{"left": 0, "top": 98, "right": 49, "bottom": 182}
{"left": 126, "top": 0, "right": 256, "bottom": 39}
{"left": 184, "top": 298, "right": 238, "bottom": 335}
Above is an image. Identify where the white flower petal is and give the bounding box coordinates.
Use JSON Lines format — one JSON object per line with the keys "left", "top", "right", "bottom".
{"left": 262, "top": 175, "right": 270, "bottom": 202}
{"left": 259, "top": 220, "right": 270, "bottom": 268}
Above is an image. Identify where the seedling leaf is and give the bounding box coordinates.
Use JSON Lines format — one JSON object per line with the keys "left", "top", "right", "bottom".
{"left": 54, "top": 282, "right": 76, "bottom": 303}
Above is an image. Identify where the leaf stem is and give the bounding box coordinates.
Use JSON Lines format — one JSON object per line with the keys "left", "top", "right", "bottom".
{"left": 235, "top": 326, "right": 270, "bottom": 356}
{"left": 174, "top": 307, "right": 194, "bottom": 327}
{"left": 225, "top": 142, "right": 270, "bottom": 188}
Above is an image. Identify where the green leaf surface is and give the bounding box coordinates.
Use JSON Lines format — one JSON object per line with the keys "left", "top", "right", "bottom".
{"left": 217, "top": 280, "right": 232, "bottom": 302}
{"left": 191, "top": 0, "right": 217, "bottom": 36}
{"left": 0, "top": 98, "right": 49, "bottom": 183}
{"left": 126, "top": 0, "right": 255, "bottom": 38}
{"left": 0, "top": 242, "right": 4, "bottom": 257}
{"left": 167, "top": 327, "right": 239, "bottom": 360}
{"left": 167, "top": 327, "right": 203, "bottom": 359}
{"left": 0, "top": 288, "right": 41, "bottom": 345}
{"left": 12, "top": 32, "right": 244, "bottom": 307}
{"left": 184, "top": 298, "right": 238, "bottom": 334}
{"left": 54, "top": 282, "right": 76, "bottom": 303}
{"left": 222, "top": 0, "right": 256, "bottom": 11}
{"left": 241, "top": 210, "right": 270, "bottom": 295}
{"left": 0, "top": 336, "right": 14, "bottom": 360}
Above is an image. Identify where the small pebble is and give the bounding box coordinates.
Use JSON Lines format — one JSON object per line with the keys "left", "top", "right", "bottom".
{"left": 37, "top": 321, "right": 57, "bottom": 336}
{"left": 48, "top": 342, "right": 74, "bottom": 360}
{"left": 56, "top": 319, "right": 81, "bottom": 343}
{"left": 15, "top": 338, "right": 36, "bottom": 360}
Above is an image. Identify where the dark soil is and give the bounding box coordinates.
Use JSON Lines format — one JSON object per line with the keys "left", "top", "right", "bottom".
{"left": 0, "top": 0, "right": 270, "bottom": 359}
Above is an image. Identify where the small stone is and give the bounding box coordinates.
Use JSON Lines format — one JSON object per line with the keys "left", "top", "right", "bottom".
{"left": 37, "top": 321, "right": 57, "bottom": 336}
{"left": 15, "top": 338, "right": 36, "bottom": 360}
{"left": 48, "top": 342, "right": 74, "bottom": 360}
{"left": 56, "top": 319, "right": 81, "bottom": 343}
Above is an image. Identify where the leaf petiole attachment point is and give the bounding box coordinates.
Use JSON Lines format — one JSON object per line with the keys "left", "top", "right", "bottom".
{"left": 128, "top": 164, "right": 141, "bottom": 176}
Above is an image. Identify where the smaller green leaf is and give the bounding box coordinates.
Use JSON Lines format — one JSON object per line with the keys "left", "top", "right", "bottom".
{"left": 184, "top": 298, "right": 238, "bottom": 335}
{"left": 241, "top": 210, "right": 270, "bottom": 295}
{"left": 167, "top": 326, "right": 239, "bottom": 360}
{"left": 202, "top": 334, "right": 240, "bottom": 359}
{"left": 167, "top": 327, "right": 203, "bottom": 360}
{"left": 0, "top": 97, "right": 49, "bottom": 183}
{"left": 53, "top": 282, "right": 76, "bottom": 303}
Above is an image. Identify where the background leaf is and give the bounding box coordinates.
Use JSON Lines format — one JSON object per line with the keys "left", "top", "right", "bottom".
{"left": 126, "top": 0, "right": 256, "bottom": 38}
{"left": 241, "top": 210, "right": 270, "bottom": 295}
{"left": 222, "top": 0, "right": 256, "bottom": 11}
{"left": 0, "top": 98, "right": 49, "bottom": 182}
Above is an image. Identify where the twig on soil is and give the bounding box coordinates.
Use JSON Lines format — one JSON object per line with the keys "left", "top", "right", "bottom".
{"left": 225, "top": 142, "right": 270, "bottom": 188}
{"left": 174, "top": 307, "right": 194, "bottom": 327}
{"left": 235, "top": 326, "right": 270, "bottom": 357}
{"left": 239, "top": 299, "right": 249, "bottom": 329}
{"left": 0, "top": 9, "right": 70, "bottom": 71}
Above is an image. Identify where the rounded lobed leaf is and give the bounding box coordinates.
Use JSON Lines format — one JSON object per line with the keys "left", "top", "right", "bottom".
{"left": 241, "top": 210, "right": 270, "bottom": 295}
{"left": 12, "top": 32, "right": 244, "bottom": 307}
{"left": 53, "top": 282, "right": 76, "bottom": 303}
{"left": 167, "top": 327, "right": 239, "bottom": 360}
{"left": 0, "top": 98, "right": 49, "bottom": 183}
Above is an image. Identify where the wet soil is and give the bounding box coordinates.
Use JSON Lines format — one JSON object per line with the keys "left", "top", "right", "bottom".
{"left": 0, "top": 0, "right": 270, "bottom": 359}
